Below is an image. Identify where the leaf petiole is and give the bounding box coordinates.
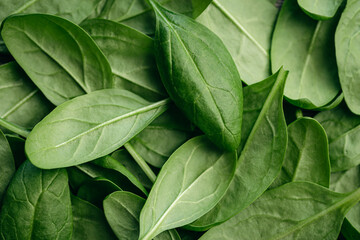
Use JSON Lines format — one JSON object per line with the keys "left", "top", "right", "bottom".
{"left": 0, "top": 117, "right": 30, "bottom": 138}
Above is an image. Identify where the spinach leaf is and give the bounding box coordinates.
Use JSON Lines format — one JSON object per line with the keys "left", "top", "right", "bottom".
{"left": 315, "top": 103, "right": 360, "bottom": 171}
{"left": 5, "top": 134, "right": 25, "bottom": 168}
{"left": 0, "top": 129, "right": 15, "bottom": 201}
{"left": 298, "top": 0, "right": 344, "bottom": 20}
{"left": 0, "top": 160, "right": 72, "bottom": 239}
{"left": 271, "top": 0, "right": 341, "bottom": 109}
{"left": 335, "top": 0, "right": 360, "bottom": 115}
{"left": 0, "top": 0, "right": 101, "bottom": 24}
{"left": 331, "top": 166, "right": 360, "bottom": 239}
{"left": 25, "top": 89, "right": 170, "bottom": 169}
{"left": 103, "top": 191, "right": 180, "bottom": 240}
{"left": 111, "top": 149, "right": 153, "bottom": 189}
{"left": 151, "top": 1, "right": 243, "bottom": 151}
{"left": 0, "top": 62, "right": 52, "bottom": 130}
{"left": 197, "top": 0, "right": 278, "bottom": 84}
{"left": 81, "top": 19, "right": 166, "bottom": 101}
{"left": 200, "top": 182, "right": 360, "bottom": 240}
{"left": 271, "top": 117, "right": 330, "bottom": 188}
{"left": 1, "top": 14, "right": 113, "bottom": 106}
{"left": 88, "top": 0, "right": 212, "bottom": 34}
{"left": 139, "top": 135, "right": 236, "bottom": 239}
{"left": 129, "top": 106, "right": 194, "bottom": 168}
{"left": 189, "top": 68, "right": 288, "bottom": 230}
{"left": 71, "top": 195, "right": 116, "bottom": 240}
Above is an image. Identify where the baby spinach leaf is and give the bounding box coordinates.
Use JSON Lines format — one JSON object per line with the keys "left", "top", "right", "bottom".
{"left": 111, "top": 149, "right": 153, "bottom": 189}
{"left": 197, "top": 0, "right": 278, "bottom": 84}
{"left": 298, "top": 0, "right": 344, "bottom": 20}
{"left": 271, "top": 0, "right": 341, "bottom": 109}
{"left": 5, "top": 134, "right": 25, "bottom": 168}
{"left": 71, "top": 195, "right": 116, "bottom": 240}
{"left": 89, "top": 0, "right": 212, "bottom": 34}
{"left": 331, "top": 166, "right": 360, "bottom": 239}
{"left": 151, "top": 1, "right": 243, "bottom": 151}
{"left": 200, "top": 182, "right": 360, "bottom": 240}
{"left": 93, "top": 155, "right": 149, "bottom": 195}
{"left": 0, "top": 160, "right": 72, "bottom": 239}
{"left": 315, "top": 103, "right": 360, "bottom": 172}
{"left": 0, "top": 129, "right": 15, "bottom": 201}
{"left": 81, "top": 19, "right": 166, "bottom": 101}
{"left": 335, "top": 0, "right": 360, "bottom": 115}
{"left": 189, "top": 68, "right": 288, "bottom": 230}
{"left": 77, "top": 177, "right": 121, "bottom": 208}
{"left": 139, "top": 136, "right": 236, "bottom": 239}
{"left": 1, "top": 14, "right": 113, "bottom": 106}
{"left": 25, "top": 89, "right": 170, "bottom": 169}
{"left": 103, "top": 191, "right": 180, "bottom": 240}
{"left": 0, "top": 62, "right": 52, "bottom": 130}
{"left": 129, "top": 106, "right": 194, "bottom": 168}
{"left": 271, "top": 117, "right": 330, "bottom": 188}
{"left": 0, "top": 0, "right": 101, "bottom": 24}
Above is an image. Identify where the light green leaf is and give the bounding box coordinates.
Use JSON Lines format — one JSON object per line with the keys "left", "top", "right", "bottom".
{"left": 298, "top": 0, "right": 344, "bottom": 20}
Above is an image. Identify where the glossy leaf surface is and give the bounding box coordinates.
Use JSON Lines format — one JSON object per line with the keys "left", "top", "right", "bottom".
{"left": 81, "top": 19, "right": 166, "bottom": 101}
{"left": 189, "top": 68, "right": 288, "bottom": 230}
{"left": 197, "top": 0, "right": 278, "bottom": 84}
{"left": 335, "top": 0, "right": 360, "bottom": 114}
{"left": 0, "top": 62, "right": 52, "bottom": 130}
{"left": 315, "top": 104, "right": 360, "bottom": 172}
{"left": 0, "top": 160, "right": 72, "bottom": 239}
{"left": 272, "top": 0, "right": 341, "bottom": 109}
{"left": 271, "top": 117, "right": 330, "bottom": 188}
{"left": 201, "top": 182, "right": 360, "bottom": 240}
{"left": 139, "top": 136, "right": 236, "bottom": 239}
{"left": 71, "top": 195, "right": 116, "bottom": 240}
{"left": 1, "top": 14, "right": 113, "bottom": 106}
{"left": 152, "top": 1, "right": 243, "bottom": 151}
{"left": 25, "top": 89, "right": 170, "bottom": 169}
{"left": 0, "top": 129, "right": 15, "bottom": 201}
{"left": 298, "top": 0, "right": 344, "bottom": 20}
{"left": 0, "top": 0, "right": 101, "bottom": 24}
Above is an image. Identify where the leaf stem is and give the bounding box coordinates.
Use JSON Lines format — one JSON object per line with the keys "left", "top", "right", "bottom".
{"left": 0, "top": 117, "right": 30, "bottom": 138}
{"left": 124, "top": 142, "right": 157, "bottom": 183}
{"left": 295, "top": 109, "right": 303, "bottom": 119}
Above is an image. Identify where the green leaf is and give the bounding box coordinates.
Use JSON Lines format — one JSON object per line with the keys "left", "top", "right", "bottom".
{"left": 189, "top": 68, "right": 288, "bottom": 230}
{"left": 103, "top": 191, "right": 181, "bottom": 240}
{"left": 298, "top": 0, "right": 344, "bottom": 20}
{"left": 5, "top": 134, "right": 25, "bottom": 168}
{"left": 0, "top": 129, "right": 15, "bottom": 201}
{"left": 89, "top": 0, "right": 212, "bottom": 34}
{"left": 335, "top": 0, "right": 360, "bottom": 115}
{"left": 1, "top": 14, "right": 113, "bottom": 106}
{"left": 25, "top": 89, "right": 170, "bottom": 169}
{"left": 271, "top": 117, "right": 330, "bottom": 188}
{"left": 151, "top": 1, "right": 243, "bottom": 151}
{"left": 110, "top": 149, "right": 153, "bottom": 189}
{"left": 315, "top": 103, "right": 360, "bottom": 172}
{"left": 71, "top": 195, "right": 116, "bottom": 240}
{"left": 200, "top": 182, "right": 360, "bottom": 240}
{"left": 0, "top": 0, "right": 102, "bottom": 24}
{"left": 271, "top": 0, "right": 341, "bottom": 109}
{"left": 81, "top": 19, "right": 166, "bottom": 102}
{"left": 129, "top": 106, "right": 194, "bottom": 168}
{"left": 0, "top": 160, "right": 72, "bottom": 239}
{"left": 197, "top": 0, "right": 278, "bottom": 84}
{"left": 139, "top": 136, "right": 236, "bottom": 239}
{"left": 0, "top": 62, "right": 52, "bottom": 130}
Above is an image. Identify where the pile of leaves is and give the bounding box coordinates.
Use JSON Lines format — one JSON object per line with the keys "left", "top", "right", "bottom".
{"left": 0, "top": 0, "right": 359, "bottom": 239}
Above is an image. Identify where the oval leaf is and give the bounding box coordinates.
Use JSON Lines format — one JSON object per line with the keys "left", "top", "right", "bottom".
{"left": 1, "top": 14, "right": 113, "bottom": 106}
{"left": 0, "top": 160, "right": 72, "bottom": 239}
{"left": 298, "top": 0, "right": 344, "bottom": 20}
{"left": 25, "top": 89, "right": 170, "bottom": 169}
{"left": 151, "top": 1, "right": 243, "bottom": 151}
{"left": 139, "top": 136, "right": 236, "bottom": 239}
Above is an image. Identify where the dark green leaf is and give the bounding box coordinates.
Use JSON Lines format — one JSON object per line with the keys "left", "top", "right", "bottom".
{"left": 5, "top": 134, "right": 25, "bottom": 168}
{"left": 0, "top": 129, "right": 15, "bottom": 201}
{"left": 151, "top": 1, "right": 243, "bottom": 151}
{"left": 25, "top": 89, "right": 170, "bottom": 169}
{"left": 139, "top": 136, "right": 236, "bottom": 239}
{"left": 1, "top": 14, "right": 113, "bottom": 106}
